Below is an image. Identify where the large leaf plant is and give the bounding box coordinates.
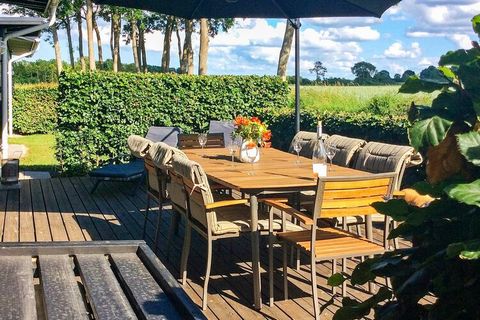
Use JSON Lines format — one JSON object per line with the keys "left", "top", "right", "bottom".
{"left": 331, "top": 15, "right": 480, "bottom": 320}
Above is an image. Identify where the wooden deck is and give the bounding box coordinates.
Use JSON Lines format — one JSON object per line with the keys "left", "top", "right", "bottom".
{"left": 0, "top": 177, "right": 394, "bottom": 319}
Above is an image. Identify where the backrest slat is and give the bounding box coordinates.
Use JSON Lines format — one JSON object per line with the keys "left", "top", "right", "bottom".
{"left": 324, "top": 135, "right": 366, "bottom": 167}
{"left": 178, "top": 133, "right": 225, "bottom": 149}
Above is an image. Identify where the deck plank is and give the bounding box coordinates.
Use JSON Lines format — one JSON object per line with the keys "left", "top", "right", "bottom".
{"left": 0, "top": 189, "right": 7, "bottom": 241}
{"left": 50, "top": 179, "right": 86, "bottom": 241}
{"left": 41, "top": 179, "right": 69, "bottom": 241}
{"left": 3, "top": 188, "right": 20, "bottom": 242}
{"left": 31, "top": 179, "right": 52, "bottom": 241}
{"left": 110, "top": 253, "right": 182, "bottom": 319}
{"left": 38, "top": 255, "right": 89, "bottom": 319}
{"left": 76, "top": 254, "right": 137, "bottom": 320}
{"left": 0, "top": 256, "right": 37, "bottom": 319}
{"left": 19, "top": 180, "right": 35, "bottom": 242}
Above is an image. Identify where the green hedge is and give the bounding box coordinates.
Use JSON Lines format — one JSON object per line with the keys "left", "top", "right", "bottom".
{"left": 13, "top": 83, "right": 57, "bottom": 134}
{"left": 263, "top": 109, "right": 409, "bottom": 151}
{"left": 56, "top": 71, "right": 410, "bottom": 175}
{"left": 56, "top": 71, "right": 290, "bottom": 174}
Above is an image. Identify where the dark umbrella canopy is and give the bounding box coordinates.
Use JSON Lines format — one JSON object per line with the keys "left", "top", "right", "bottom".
{"left": 94, "top": 0, "right": 399, "bottom": 19}
{"left": 94, "top": 0, "right": 401, "bottom": 132}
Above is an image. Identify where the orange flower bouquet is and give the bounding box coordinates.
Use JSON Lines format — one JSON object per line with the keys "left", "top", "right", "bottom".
{"left": 232, "top": 116, "right": 271, "bottom": 163}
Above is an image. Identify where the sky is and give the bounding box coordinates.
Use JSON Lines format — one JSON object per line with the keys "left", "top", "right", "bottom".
{"left": 16, "top": 0, "right": 480, "bottom": 79}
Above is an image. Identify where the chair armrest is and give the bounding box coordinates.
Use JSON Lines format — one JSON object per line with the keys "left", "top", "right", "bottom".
{"left": 392, "top": 190, "right": 405, "bottom": 198}
{"left": 205, "top": 199, "right": 249, "bottom": 210}
{"left": 262, "top": 199, "right": 314, "bottom": 225}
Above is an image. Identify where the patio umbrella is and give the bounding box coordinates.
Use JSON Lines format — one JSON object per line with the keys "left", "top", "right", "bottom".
{"left": 94, "top": 0, "right": 401, "bottom": 132}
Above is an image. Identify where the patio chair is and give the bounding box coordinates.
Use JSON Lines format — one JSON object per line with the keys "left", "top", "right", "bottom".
{"left": 264, "top": 173, "right": 395, "bottom": 319}
{"left": 172, "top": 155, "right": 302, "bottom": 310}
{"left": 325, "top": 135, "right": 366, "bottom": 167}
{"left": 145, "top": 126, "right": 182, "bottom": 147}
{"left": 89, "top": 135, "right": 151, "bottom": 194}
{"left": 143, "top": 142, "right": 178, "bottom": 249}
{"left": 177, "top": 133, "right": 225, "bottom": 149}
{"left": 288, "top": 131, "right": 329, "bottom": 158}
{"left": 208, "top": 120, "right": 235, "bottom": 145}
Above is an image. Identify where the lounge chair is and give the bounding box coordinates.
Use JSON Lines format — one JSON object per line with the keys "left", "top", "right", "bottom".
{"left": 288, "top": 131, "right": 329, "bottom": 158}
{"left": 208, "top": 120, "right": 235, "bottom": 145}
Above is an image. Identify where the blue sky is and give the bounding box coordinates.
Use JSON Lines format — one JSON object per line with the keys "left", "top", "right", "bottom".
{"left": 20, "top": 0, "right": 480, "bottom": 79}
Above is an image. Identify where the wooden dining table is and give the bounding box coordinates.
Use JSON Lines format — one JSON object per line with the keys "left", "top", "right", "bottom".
{"left": 183, "top": 147, "right": 369, "bottom": 310}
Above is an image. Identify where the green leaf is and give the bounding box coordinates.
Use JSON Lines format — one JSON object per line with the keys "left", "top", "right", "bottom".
{"left": 445, "top": 179, "right": 480, "bottom": 207}
{"left": 408, "top": 116, "right": 452, "bottom": 150}
{"left": 328, "top": 273, "right": 347, "bottom": 286}
{"left": 439, "top": 48, "right": 480, "bottom": 66}
{"left": 399, "top": 75, "right": 446, "bottom": 94}
{"left": 447, "top": 240, "right": 480, "bottom": 260}
{"left": 460, "top": 250, "right": 480, "bottom": 260}
{"left": 457, "top": 131, "right": 480, "bottom": 166}
{"left": 437, "top": 66, "right": 456, "bottom": 82}
{"left": 473, "top": 14, "right": 480, "bottom": 36}
{"left": 372, "top": 199, "right": 410, "bottom": 221}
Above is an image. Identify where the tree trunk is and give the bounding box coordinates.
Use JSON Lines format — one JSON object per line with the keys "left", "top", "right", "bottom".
{"left": 161, "top": 16, "right": 173, "bottom": 72}
{"left": 92, "top": 11, "right": 103, "bottom": 68}
{"left": 65, "top": 18, "right": 75, "bottom": 68}
{"left": 277, "top": 21, "right": 294, "bottom": 81}
{"left": 198, "top": 18, "right": 209, "bottom": 75}
{"left": 51, "top": 24, "right": 63, "bottom": 76}
{"left": 180, "top": 19, "right": 194, "bottom": 74}
{"left": 76, "top": 10, "right": 86, "bottom": 72}
{"left": 112, "top": 9, "right": 121, "bottom": 72}
{"left": 130, "top": 17, "right": 140, "bottom": 73}
{"left": 86, "top": 0, "right": 96, "bottom": 71}
{"left": 110, "top": 16, "right": 114, "bottom": 66}
{"left": 139, "top": 27, "right": 147, "bottom": 72}
{"left": 176, "top": 21, "right": 182, "bottom": 68}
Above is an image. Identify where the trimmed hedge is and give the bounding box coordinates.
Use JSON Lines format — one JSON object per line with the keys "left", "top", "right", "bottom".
{"left": 56, "top": 71, "right": 409, "bottom": 175}
{"left": 56, "top": 71, "right": 290, "bottom": 174}
{"left": 13, "top": 83, "right": 57, "bottom": 134}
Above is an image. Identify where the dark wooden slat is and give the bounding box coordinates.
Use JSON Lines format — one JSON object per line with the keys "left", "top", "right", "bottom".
{"left": 41, "top": 179, "right": 69, "bottom": 241}
{"left": 31, "top": 179, "right": 52, "bottom": 241}
{"left": 76, "top": 254, "right": 137, "bottom": 320}
{"left": 19, "top": 180, "right": 35, "bottom": 242}
{"left": 0, "top": 256, "right": 36, "bottom": 318}
{"left": 110, "top": 253, "right": 182, "bottom": 320}
{"left": 38, "top": 255, "right": 89, "bottom": 319}
{"left": 3, "top": 188, "right": 19, "bottom": 242}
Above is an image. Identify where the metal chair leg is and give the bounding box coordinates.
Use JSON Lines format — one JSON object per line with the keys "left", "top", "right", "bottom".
{"left": 341, "top": 258, "right": 347, "bottom": 297}
{"left": 269, "top": 232, "right": 275, "bottom": 307}
{"left": 283, "top": 242, "right": 289, "bottom": 300}
{"left": 311, "top": 254, "right": 320, "bottom": 320}
{"left": 202, "top": 236, "right": 213, "bottom": 311}
{"left": 332, "top": 259, "right": 337, "bottom": 295}
{"left": 143, "top": 194, "right": 150, "bottom": 240}
{"left": 180, "top": 222, "right": 192, "bottom": 286}
{"left": 152, "top": 198, "right": 164, "bottom": 253}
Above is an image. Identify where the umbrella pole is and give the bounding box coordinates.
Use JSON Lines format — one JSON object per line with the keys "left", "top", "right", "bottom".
{"left": 292, "top": 19, "right": 301, "bottom": 133}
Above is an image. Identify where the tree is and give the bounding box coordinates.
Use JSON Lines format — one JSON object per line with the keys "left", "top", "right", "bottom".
{"left": 351, "top": 61, "right": 377, "bottom": 84}
{"left": 161, "top": 15, "right": 174, "bottom": 72}
{"left": 74, "top": 0, "right": 86, "bottom": 71}
{"left": 180, "top": 19, "right": 194, "bottom": 74}
{"left": 373, "top": 69, "right": 393, "bottom": 84}
{"left": 393, "top": 73, "right": 402, "bottom": 82}
{"left": 92, "top": 6, "right": 103, "bottom": 68}
{"left": 85, "top": 0, "right": 96, "bottom": 71}
{"left": 277, "top": 21, "right": 294, "bottom": 81}
{"left": 309, "top": 61, "right": 327, "bottom": 82}
{"left": 401, "top": 69, "right": 415, "bottom": 82}
{"left": 198, "top": 18, "right": 235, "bottom": 75}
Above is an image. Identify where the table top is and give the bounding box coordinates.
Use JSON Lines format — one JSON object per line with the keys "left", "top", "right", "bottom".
{"left": 183, "top": 147, "right": 369, "bottom": 193}
{"left": 0, "top": 241, "right": 205, "bottom": 320}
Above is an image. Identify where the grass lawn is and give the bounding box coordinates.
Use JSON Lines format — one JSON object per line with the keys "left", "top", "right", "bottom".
{"left": 8, "top": 134, "right": 58, "bottom": 172}
{"left": 291, "top": 85, "right": 436, "bottom": 115}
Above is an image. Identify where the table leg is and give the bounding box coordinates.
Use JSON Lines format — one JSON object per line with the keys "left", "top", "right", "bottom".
{"left": 250, "top": 194, "right": 262, "bottom": 310}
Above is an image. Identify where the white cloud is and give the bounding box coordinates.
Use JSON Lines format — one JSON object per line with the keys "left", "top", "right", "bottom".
{"left": 384, "top": 42, "right": 421, "bottom": 59}
{"left": 418, "top": 57, "right": 435, "bottom": 67}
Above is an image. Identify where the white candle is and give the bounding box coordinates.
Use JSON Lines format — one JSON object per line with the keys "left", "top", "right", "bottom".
{"left": 317, "top": 120, "right": 322, "bottom": 137}
{"left": 313, "top": 163, "right": 327, "bottom": 177}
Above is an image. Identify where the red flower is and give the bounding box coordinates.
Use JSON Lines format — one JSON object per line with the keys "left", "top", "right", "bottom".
{"left": 246, "top": 141, "right": 257, "bottom": 149}
{"left": 262, "top": 130, "right": 272, "bottom": 141}
{"left": 234, "top": 116, "right": 250, "bottom": 126}
{"left": 251, "top": 117, "right": 261, "bottom": 124}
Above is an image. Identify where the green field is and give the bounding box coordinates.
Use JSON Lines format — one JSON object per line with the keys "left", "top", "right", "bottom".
{"left": 291, "top": 85, "right": 436, "bottom": 116}
{"left": 8, "top": 134, "right": 58, "bottom": 172}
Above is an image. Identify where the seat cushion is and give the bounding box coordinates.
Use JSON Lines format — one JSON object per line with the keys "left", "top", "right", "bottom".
{"left": 89, "top": 159, "right": 144, "bottom": 180}
{"left": 277, "top": 228, "right": 384, "bottom": 259}
{"left": 213, "top": 205, "right": 304, "bottom": 235}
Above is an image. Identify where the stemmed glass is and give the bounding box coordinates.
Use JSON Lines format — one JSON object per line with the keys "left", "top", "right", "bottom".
{"left": 198, "top": 133, "right": 208, "bottom": 157}
{"left": 293, "top": 140, "right": 302, "bottom": 165}
{"left": 227, "top": 140, "right": 238, "bottom": 166}
{"left": 246, "top": 144, "right": 259, "bottom": 175}
{"left": 326, "top": 143, "right": 337, "bottom": 170}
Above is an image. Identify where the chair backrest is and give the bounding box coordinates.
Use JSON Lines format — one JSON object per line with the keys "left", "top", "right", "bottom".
{"left": 144, "top": 142, "right": 174, "bottom": 195}
{"left": 325, "top": 135, "right": 366, "bottom": 167}
{"left": 353, "top": 142, "right": 417, "bottom": 190}
{"left": 208, "top": 120, "right": 235, "bottom": 145}
{"left": 172, "top": 155, "right": 216, "bottom": 232}
{"left": 145, "top": 126, "right": 182, "bottom": 147}
{"left": 127, "top": 135, "right": 151, "bottom": 158}
{"left": 177, "top": 133, "right": 225, "bottom": 149}
{"left": 288, "top": 131, "right": 329, "bottom": 158}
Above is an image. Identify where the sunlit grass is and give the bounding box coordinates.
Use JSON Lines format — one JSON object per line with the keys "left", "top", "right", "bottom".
{"left": 8, "top": 134, "right": 58, "bottom": 172}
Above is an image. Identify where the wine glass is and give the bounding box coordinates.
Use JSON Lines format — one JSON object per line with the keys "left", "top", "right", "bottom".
{"left": 246, "top": 144, "right": 259, "bottom": 175}
{"left": 293, "top": 140, "right": 302, "bottom": 165}
{"left": 198, "top": 133, "right": 208, "bottom": 157}
{"left": 227, "top": 140, "right": 236, "bottom": 165}
{"left": 326, "top": 143, "right": 337, "bottom": 170}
